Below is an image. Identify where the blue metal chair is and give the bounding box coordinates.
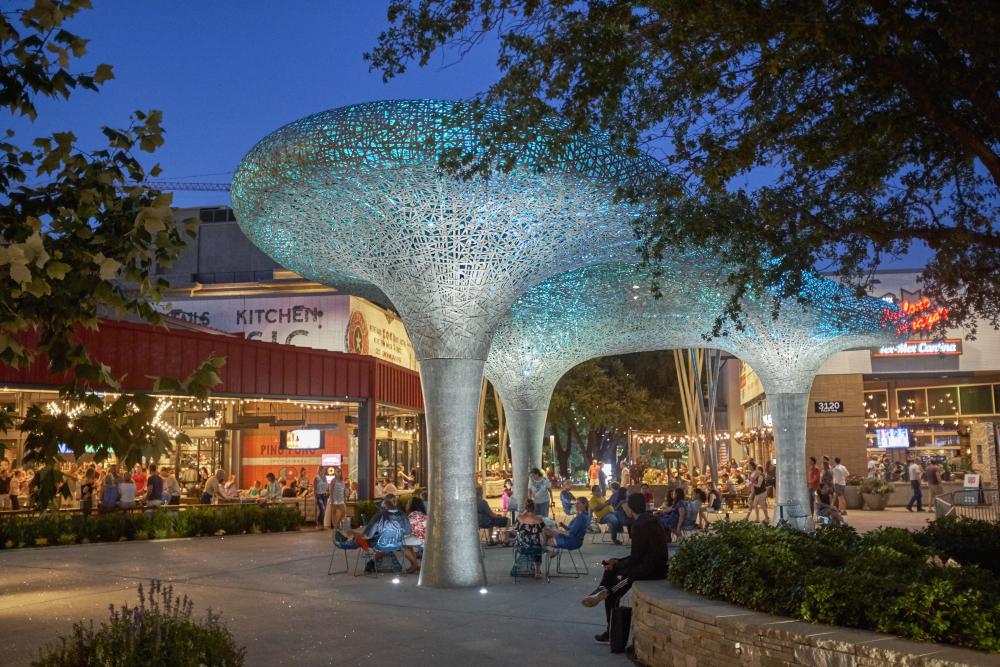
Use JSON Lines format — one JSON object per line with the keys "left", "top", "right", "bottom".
{"left": 328, "top": 530, "right": 359, "bottom": 575}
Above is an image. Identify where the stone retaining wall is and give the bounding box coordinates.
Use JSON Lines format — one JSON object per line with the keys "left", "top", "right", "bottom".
{"left": 632, "top": 581, "right": 1000, "bottom": 667}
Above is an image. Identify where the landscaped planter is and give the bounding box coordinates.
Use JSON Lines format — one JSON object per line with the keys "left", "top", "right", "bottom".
{"left": 844, "top": 485, "right": 863, "bottom": 510}
{"left": 862, "top": 492, "right": 890, "bottom": 510}
{"left": 632, "top": 581, "right": 997, "bottom": 667}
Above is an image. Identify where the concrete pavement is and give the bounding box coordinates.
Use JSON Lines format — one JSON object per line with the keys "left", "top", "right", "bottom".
{"left": 0, "top": 529, "right": 633, "bottom": 666}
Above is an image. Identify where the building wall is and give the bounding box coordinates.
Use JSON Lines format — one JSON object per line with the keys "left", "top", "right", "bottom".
{"left": 806, "top": 374, "right": 867, "bottom": 476}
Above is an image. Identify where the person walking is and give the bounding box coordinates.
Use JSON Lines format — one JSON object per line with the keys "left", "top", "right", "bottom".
{"left": 906, "top": 459, "right": 924, "bottom": 512}
{"left": 743, "top": 463, "right": 770, "bottom": 524}
{"left": 831, "top": 457, "right": 849, "bottom": 515}
{"left": 324, "top": 467, "right": 347, "bottom": 530}
{"left": 588, "top": 459, "right": 601, "bottom": 490}
{"left": 313, "top": 466, "right": 329, "bottom": 528}
{"left": 925, "top": 460, "right": 944, "bottom": 512}
{"left": 807, "top": 456, "right": 821, "bottom": 516}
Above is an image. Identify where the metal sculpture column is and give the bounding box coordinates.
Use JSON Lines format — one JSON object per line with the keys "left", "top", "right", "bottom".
{"left": 486, "top": 260, "right": 906, "bottom": 533}
{"left": 231, "top": 100, "right": 648, "bottom": 587}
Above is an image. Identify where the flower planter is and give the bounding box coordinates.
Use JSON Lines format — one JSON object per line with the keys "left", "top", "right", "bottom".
{"left": 844, "top": 485, "right": 863, "bottom": 510}
{"left": 862, "top": 493, "right": 890, "bottom": 511}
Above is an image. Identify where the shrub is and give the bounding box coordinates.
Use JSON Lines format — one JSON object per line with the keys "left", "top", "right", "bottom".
{"left": 915, "top": 516, "right": 1000, "bottom": 576}
{"left": 670, "top": 519, "right": 1000, "bottom": 653}
{"left": 859, "top": 478, "right": 895, "bottom": 495}
{"left": 0, "top": 505, "right": 301, "bottom": 550}
{"left": 32, "top": 580, "right": 245, "bottom": 666}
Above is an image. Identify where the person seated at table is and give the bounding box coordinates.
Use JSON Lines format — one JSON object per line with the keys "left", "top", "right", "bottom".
{"left": 247, "top": 480, "right": 262, "bottom": 498}
{"left": 639, "top": 483, "right": 654, "bottom": 509}
{"left": 403, "top": 496, "right": 427, "bottom": 574}
{"left": 348, "top": 494, "right": 417, "bottom": 573}
{"left": 607, "top": 482, "right": 631, "bottom": 545}
{"left": 281, "top": 479, "right": 298, "bottom": 498}
{"left": 656, "top": 487, "right": 688, "bottom": 542}
{"left": 559, "top": 480, "right": 576, "bottom": 515}
{"left": 543, "top": 497, "right": 590, "bottom": 554}
{"left": 477, "top": 486, "right": 509, "bottom": 535}
{"left": 224, "top": 474, "right": 239, "bottom": 498}
{"left": 259, "top": 472, "right": 281, "bottom": 503}
{"left": 408, "top": 490, "right": 427, "bottom": 516}
{"left": 512, "top": 499, "right": 545, "bottom": 578}
{"left": 816, "top": 489, "right": 845, "bottom": 526}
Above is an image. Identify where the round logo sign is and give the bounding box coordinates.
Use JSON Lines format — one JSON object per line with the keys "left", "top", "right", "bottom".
{"left": 346, "top": 310, "right": 368, "bottom": 355}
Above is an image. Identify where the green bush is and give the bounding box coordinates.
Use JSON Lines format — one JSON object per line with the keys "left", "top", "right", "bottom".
{"left": 859, "top": 478, "right": 895, "bottom": 495}
{"left": 32, "top": 580, "right": 245, "bottom": 666}
{"left": 915, "top": 516, "right": 1000, "bottom": 576}
{"left": 0, "top": 504, "right": 301, "bottom": 550}
{"left": 670, "top": 519, "right": 1000, "bottom": 653}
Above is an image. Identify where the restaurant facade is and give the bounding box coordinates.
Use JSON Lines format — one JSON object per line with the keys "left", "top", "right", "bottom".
{"left": 738, "top": 270, "right": 1000, "bottom": 482}
{"left": 0, "top": 207, "right": 426, "bottom": 499}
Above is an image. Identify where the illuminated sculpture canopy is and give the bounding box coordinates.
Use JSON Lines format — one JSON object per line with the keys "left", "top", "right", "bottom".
{"left": 486, "top": 256, "right": 904, "bottom": 530}
{"left": 231, "top": 99, "right": 651, "bottom": 360}
{"left": 232, "top": 99, "right": 653, "bottom": 587}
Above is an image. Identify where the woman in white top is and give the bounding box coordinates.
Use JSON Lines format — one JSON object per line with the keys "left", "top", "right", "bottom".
{"left": 117, "top": 471, "right": 137, "bottom": 509}
{"left": 324, "top": 467, "right": 348, "bottom": 530}
{"left": 527, "top": 468, "right": 551, "bottom": 519}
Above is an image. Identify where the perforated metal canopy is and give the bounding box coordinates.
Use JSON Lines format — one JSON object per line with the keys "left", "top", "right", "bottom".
{"left": 231, "top": 99, "right": 654, "bottom": 360}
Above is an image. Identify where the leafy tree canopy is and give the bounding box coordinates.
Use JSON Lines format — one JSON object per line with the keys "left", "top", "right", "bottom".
{"left": 1, "top": 0, "right": 215, "bottom": 506}
{"left": 368, "top": 0, "right": 1000, "bottom": 334}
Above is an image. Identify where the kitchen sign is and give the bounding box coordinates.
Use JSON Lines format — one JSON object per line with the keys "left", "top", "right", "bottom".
{"left": 814, "top": 401, "right": 844, "bottom": 414}
{"left": 872, "top": 339, "right": 962, "bottom": 358}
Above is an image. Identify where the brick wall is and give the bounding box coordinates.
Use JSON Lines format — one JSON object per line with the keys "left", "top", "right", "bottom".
{"left": 632, "top": 581, "right": 998, "bottom": 667}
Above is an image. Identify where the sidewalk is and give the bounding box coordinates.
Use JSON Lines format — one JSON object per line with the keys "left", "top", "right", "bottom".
{"left": 0, "top": 530, "right": 634, "bottom": 666}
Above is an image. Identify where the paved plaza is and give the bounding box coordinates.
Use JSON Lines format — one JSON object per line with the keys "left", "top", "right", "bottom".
{"left": 0, "top": 529, "right": 633, "bottom": 666}
{"left": 0, "top": 508, "right": 931, "bottom": 666}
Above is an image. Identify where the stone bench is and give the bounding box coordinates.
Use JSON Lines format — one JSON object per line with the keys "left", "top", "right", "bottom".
{"left": 632, "top": 580, "right": 1000, "bottom": 667}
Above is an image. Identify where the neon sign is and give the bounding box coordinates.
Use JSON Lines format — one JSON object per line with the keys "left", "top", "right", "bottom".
{"left": 872, "top": 339, "right": 962, "bottom": 357}
{"left": 899, "top": 297, "right": 948, "bottom": 332}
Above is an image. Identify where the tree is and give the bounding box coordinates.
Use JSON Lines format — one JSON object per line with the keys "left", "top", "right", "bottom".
{"left": 368, "top": 1, "right": 1000, "bottom": 334}
{"left": 1, "top": 0, "right": 215, "bottom": 506}
{"left": 548, "top": 355, "right": 679, "bottom": 476}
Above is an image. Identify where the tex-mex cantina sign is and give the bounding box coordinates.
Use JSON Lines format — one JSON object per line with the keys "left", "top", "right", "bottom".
{"left": 872, "top": 339, "right": 962, "bottom": 358}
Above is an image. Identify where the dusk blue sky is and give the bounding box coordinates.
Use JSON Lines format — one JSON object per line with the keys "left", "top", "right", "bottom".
{"left": 16, "top": 2, "right": 498, "bottom": 207}
{"left": 15, "top": 2, "right": 925, "bottom": 270}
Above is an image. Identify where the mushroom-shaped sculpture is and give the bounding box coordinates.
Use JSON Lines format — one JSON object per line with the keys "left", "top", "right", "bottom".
{"left": 231, "top": 99, "right": 650, "bottom": 587}
{"left": 485, "top": 257, "right": 904, "bottom": 531}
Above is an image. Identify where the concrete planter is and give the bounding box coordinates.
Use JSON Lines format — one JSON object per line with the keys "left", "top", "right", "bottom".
{"left": 633, "top": 581, "right": 998, "bottom": 667}
{"left": 844, "top": 485, "right": 863, "bottom": 510}
{"left": 862, "top": 492, "right": 890, "bottom": 511}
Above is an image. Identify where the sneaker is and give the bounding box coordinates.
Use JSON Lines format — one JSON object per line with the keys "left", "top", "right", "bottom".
{"left": 594, "top": 632, "right": 610, "bottom": 644}
{"left": 612, "top": 538, "right": 623, "bottom": 546}
{"left": 906, "top": 507, "right": 913, "bottom": 512}
{"left": 582, "top": 587, "right": 609, "bottom": 608}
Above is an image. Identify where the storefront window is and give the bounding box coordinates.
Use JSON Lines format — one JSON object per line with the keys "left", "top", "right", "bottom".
{"left": 896, "top": 388, "right": 927, "bottom": 419}
{"left": 960, "top": 384, "right": 995, "bottom": 415}
{"left": 864, "top": 391, "right": 889, "bottom": 421}
{"left": 927, "top": 387, "right": 958, "bottom": 416}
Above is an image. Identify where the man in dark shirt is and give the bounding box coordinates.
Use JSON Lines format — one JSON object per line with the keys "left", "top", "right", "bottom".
{"left": 607, "top": 482, "right": 631, "bottom": 545}
{"left": 476, "top": 486, "right": 509, "bottom": 529}
{"left": 145, "top": 464, "right": 165, "bottom": 507}
{"left": 582, "top": 492, "right": 668, "bottom": 644}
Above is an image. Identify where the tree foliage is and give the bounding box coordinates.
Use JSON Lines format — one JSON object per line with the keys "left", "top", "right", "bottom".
{"left": 368, "top": 0, "right": 1000, "bottom": 334}
{"left": 1, "top": 0, "right": 215, "bottom": 506}
{"left": 548, "top": 354, "right": 680, "bottom": 474}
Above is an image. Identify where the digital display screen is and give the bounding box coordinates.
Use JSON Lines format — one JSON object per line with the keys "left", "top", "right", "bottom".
{"left": 280, "top": 429, "right": 323, "bottom": 450}
{"left": 876, "top": 427, "right": 910, "bottom": 449}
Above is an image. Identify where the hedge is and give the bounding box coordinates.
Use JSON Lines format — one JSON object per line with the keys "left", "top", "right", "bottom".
{"left": 669, "top": 518, "right": 1000, "bottom": 653}
{"left": 0, "top": 504, "right": 301, "bottom": 549}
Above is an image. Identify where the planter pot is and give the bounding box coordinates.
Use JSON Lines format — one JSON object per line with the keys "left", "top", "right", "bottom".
{"left": 844, "top": 486, "right": 863, "bottom": 510}
{"left": 863, "top": 493, "right": 890, "bottom": 511}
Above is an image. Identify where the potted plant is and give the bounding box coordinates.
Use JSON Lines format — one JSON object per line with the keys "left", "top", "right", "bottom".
{"left": 844, "top": 475, "right": 864, "bottom": 510}
{"left": 860, "top": 478, "right": 894, "bottom": 510}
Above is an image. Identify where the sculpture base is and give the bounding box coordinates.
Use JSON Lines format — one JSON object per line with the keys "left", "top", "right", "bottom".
{"left": 418, "top": 358, "right": 487, "bottom": 588}
{"left": 769, "top": 392, "right": 814, "bottom": 532}
{"left": 506, "top": 408, "right": 548, "bottom": 512}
